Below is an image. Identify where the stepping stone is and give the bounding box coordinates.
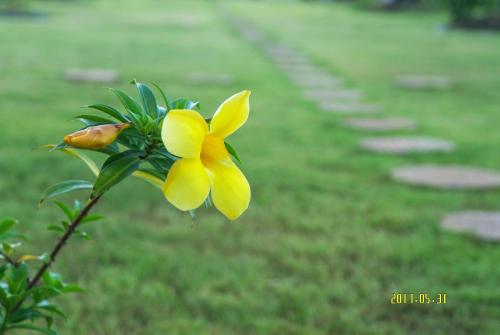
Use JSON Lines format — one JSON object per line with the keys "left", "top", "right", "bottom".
{"left": 238, "top": 27, "right": 263, "bottom": 42}
{"left": 319, "top": 102, "right": 381, "bottom": 114}
{"left": 265, "top": 46, "right": 297, "bottom": 57}
{"left": 303, "top": 89, "right": 362, "bottom": 101}
{"left": 289, "top": 75, "right": 343, "bottom": 88}
{"left": 442, "top": 211, "right": 500, "bottom": 241}
{"left": 345, "top": 117, "right": 416, "bottom": 131}
{"left": 187, "top": 73, "right": 233, "bottom": 85}
{"left": 64, "top": 69, "right": 119, "bottom": 84}
{"left": 392, "top": 165, "right": 500, "bottom": 190}
{"left": 396, "top": 75, "right": 452, "bottom": 90}
{"left": 360, "top": 137, "right": 454, "bottom": 154}
{"left": 279, "top": 63, "right": 322, "bottom": 74}
{"left": 270, "top": 55, "right": 311, "bottom": 66}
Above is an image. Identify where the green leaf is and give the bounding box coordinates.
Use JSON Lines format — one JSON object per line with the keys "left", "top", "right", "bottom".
{"left": 150, "top": 82, "right": 171, "bottom": 112}
{"left": 54, "top": 201, "right": 74, "bottom": 220}
{"left": 74, "top": 230, "right": 91, "bottom": 240}
{"left": 154, "top": 148, "right": 178, "bottom": 161}
{"left": 7, "top": 263, "right": 29, "bottom": 294}
{"left": 0, "top": 282, "right": 8, "bottom": 306}
{"left": 204, "top": 196, "right": 212, "bottom": 208}
{"left": 110, "top": 88, "right": 143, "bottom": 116}
{"left": 2, "top": 242, "right": 13, "bottom": 254}
{"left": 37, "top": 302, "right": 67, "bottom": 321}
{"left": 61, "top": 284, "right": 85, "bottom": 293}
{"left": 0, "top": 218, "right": 18, "bottom": 237}
{"left": 8, "top": 307, "right": 48, "bottom": 324}
{"left": 147, "top": 156, "right": 172, "bottom": 175}
{"left": 39, "top": 180, "right": 93, "bottom": 207}
{"left": 170, "top": 98, "right": 200, "bottom": 110}
{"left": 42, "top": 272, "right": 63, "bottom": 288}
{"left": 75, "top": 114, "right": 115, "bottom": 125}
{"left": 132, "top": 170, "right": 164, "bottom": 189}
{"left": 84, "top": 104, "right": 129, "bottom": 123}
{"left": 81, "top": 214, "right": 104, "bottom": 224}
{"left": 133, "top": 80, "right": 158, "bottom": 118}
{"left": 41, "top": 145, "right": 100, "bottom": 177}
{"left": 93, "top": 151, "right": 142, "bottom": 196}
{"left": 224, "top": 142, "right": 242, "bottom": 164}
{"left": 47, "top": 225, "right": 65, "bottom": 233}
{"left": 6, "top": 324, "right": 58, "bottom": 335}
{"left": 101, "top": 149, "right": 143, "bottom": 170}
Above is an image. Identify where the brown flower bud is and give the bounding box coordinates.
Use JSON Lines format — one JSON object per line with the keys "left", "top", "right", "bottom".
{"left": 64, "top": 123, "right": 130, "bottom": 149}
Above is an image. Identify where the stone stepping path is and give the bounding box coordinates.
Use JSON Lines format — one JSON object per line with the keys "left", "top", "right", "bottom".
{"left": 264, "top": 46, "right": 297, "bottom": 57}
{"left": 360, "top": 137, "right": 454, "bottom": 154}
{"left": 238, "top": 26, "right": 264, "bottom": 42}
{"left": 392, "top": 165, "right": 500, "bottom": 190}
{"left": 187, "top": 73, "right": 233, "bottom": 85}
{"left": 319, "top": 101, "right": 381, "bottom": 114}
{"left": 303, "top": 89, "right": 362, "bottom": 101}
{"left": 271, "top": 57, "right": 311, "bottom": 67}
{"left": 289, "top": 75, "right": 343, "bottom": 88}
{"left": 229, "top": 17, "right": 380, "bottom": 116}
{"left": 345, "top": 117, "right": 416, "bottom": 131}
{"left": 64, "top": 69, "right": 119, "bottom": 84}
{"left": 278, "top": 65, "right": 330, "bottom": 78}
{"left": 396, "top": 75, "right": 452, "bottom": 90}
{"left": 442, "top": 211, "right": 500, "bottom": 241}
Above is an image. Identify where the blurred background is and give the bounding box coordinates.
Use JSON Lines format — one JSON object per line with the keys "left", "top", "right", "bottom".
{"left": 1, "top": 0, "right": 500, "bottom": 334}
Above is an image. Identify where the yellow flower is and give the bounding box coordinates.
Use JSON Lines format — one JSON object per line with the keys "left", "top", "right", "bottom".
{"left": 161, "top": 90, "right": 251, "bottom": 220}
{"left": 64, "top": 123, "right": 130, "bottom": 149}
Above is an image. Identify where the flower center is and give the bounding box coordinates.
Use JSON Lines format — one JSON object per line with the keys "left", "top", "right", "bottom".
{"left": 201, "top": 135, "right": 229, "bottom": 165}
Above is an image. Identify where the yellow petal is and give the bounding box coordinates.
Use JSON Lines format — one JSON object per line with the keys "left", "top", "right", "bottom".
{"left": 205, "top": 159, "right": 251, "bottom": 220}
{"left": 163, "top": 158, "right": 210, "bottom": 211}
{"left": 210, "top": 90, "right": 251, "bottom": 138}
{"left": 161, "top": 109, "right": 208, "bottom": 158}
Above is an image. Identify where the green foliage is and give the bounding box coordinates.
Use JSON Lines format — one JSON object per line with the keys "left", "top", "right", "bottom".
{"left": 0, "top": 217, "right": 81, "bottom": 335}
{"left": 447, "top": 0, "right": 500, "bottom": 25}
{"left": 0, "top": 0, "right": 29, "bottom": 13}
{"left": 38, "top": 181, "right": 93, "bottom": 207}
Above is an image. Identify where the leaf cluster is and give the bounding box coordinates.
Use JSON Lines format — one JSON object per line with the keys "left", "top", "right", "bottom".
{"left": 0, "top": 219, "right": 82, "bottom": 334}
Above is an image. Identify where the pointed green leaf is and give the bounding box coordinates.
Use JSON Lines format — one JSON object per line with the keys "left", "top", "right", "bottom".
{"left": 47, "top": 225, "right": 65, "bottom": 233}
{"left": 132, "top": 170, "right": 164, "bottom": 189}
{"left": 133, "top": 80, "right": 158, "bottom": 118}
{"left": 93, "top": 151, "right": 142, "bottom": 196}
{"left": 54, "top": 201, "right": 74, "bottom": 220}
{"left": 0, "top": 218, "right": 18, "bottom": 236}
{"left": 37, "top": 302, "right": 68, "bottom": 321}
{"left": 224, "top": 142, "right": 242, "bottom": 164}
{"left": 81, "top": 214, "right": 104, "bottom": 224}
{"left": 84, "top": 104, "right": 128, "bottom": 122}
{"left": 75, "top": 114, "right": 115, "bottom": 125}
{"left": 150, "top": 82, "right": 171, "bottom": 112}
{"left": 41, "top": 145, "right": 100, "bottom": 176}
{"left": 170, "top": 98, "right": 200, "bottom": 110}
{"left": 110, "top": 88, "right": 143, "bottom": 116}
{"left": 39, "top": 180, "right": 93, "bottom": 207}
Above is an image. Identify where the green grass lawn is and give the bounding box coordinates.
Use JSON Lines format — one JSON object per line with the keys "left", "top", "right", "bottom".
{"left": 1, "top": 0, "right": 500, "bottom": 334}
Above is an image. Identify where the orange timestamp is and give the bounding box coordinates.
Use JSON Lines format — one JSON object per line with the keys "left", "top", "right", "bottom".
{"left": 390, "top": 293, "right": 447, "bottom": 305}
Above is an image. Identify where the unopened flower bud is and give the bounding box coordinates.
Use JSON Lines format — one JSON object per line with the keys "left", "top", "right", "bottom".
{"left": 64, "top": 123, "right": 130, "bottom": 149}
